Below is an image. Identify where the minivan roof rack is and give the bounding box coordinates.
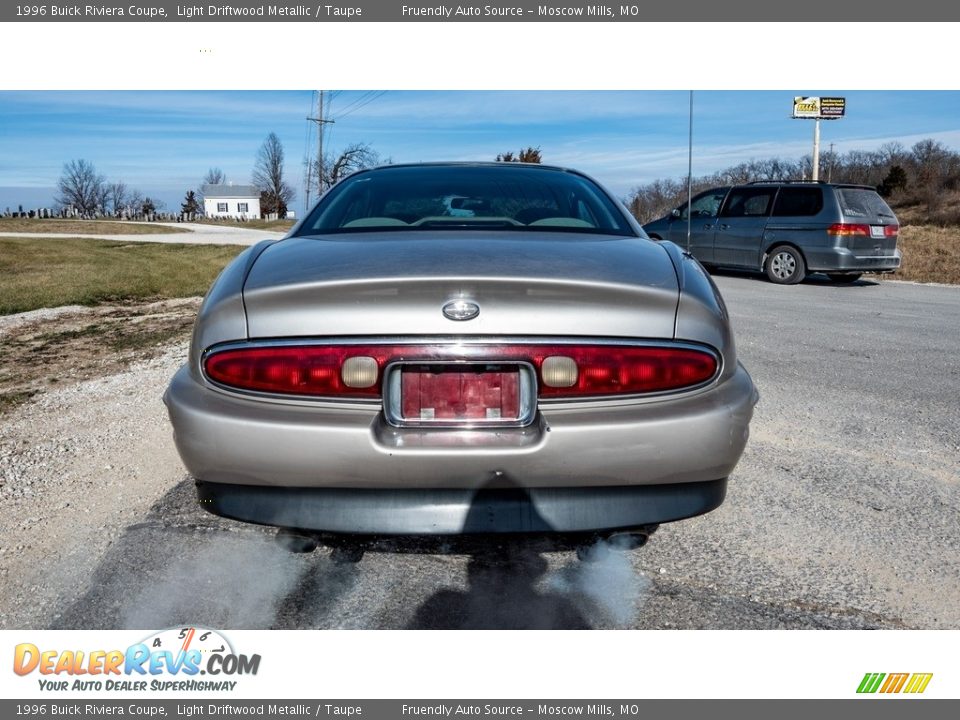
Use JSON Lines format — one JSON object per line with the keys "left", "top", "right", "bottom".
{"left": 743, "top": 180, "right": 877, "bottom": 190}
{"left": 745, "top": 180, "right": 829, "bottom": 185}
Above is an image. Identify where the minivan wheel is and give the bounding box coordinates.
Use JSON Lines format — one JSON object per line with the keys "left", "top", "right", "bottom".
{"left": 765, "top": 246, "right": 806, "bottom": 285}
{"left": 826, "top": 273, "right": 862, "bottom": 283}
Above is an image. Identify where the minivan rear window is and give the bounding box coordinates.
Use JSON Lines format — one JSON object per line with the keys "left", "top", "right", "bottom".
{"left": 771, "top": 187, "right": 823, "bottom": 217}
{"left": 837, "top": 188, "right": 895, "bottom": 219}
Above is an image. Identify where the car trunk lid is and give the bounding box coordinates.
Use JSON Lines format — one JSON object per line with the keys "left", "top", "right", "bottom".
{"left": 241, "top": 232, "right": 679, "bottom": 340}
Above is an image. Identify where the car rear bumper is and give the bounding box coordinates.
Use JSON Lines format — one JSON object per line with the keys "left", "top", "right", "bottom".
{"left": 805, "top": 247, "right": 902, "bottom": 273}
{"left": 195, "top": 478, "right": 728, "bottom": 534}
{"left": 164, "top": 362, "right": 756, "bottom": 493}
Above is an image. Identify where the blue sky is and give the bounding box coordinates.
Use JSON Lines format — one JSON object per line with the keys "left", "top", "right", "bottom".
{"left": 3, "top": 90, "right": 960, "bottom": 216}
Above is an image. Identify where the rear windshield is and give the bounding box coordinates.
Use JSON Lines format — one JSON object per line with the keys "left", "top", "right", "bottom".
{"left": 294, "top": 165, "right": 636, "bottom": 236}
{"left": 836, "top": 188, "right": 896, "bottom": 219}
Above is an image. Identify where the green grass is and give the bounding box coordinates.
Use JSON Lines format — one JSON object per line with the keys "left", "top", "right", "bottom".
{"left": 0, "top": 218, "right": 190, "bottom": 234}
{"left": 0, "top": 237, "right": 245, "bottom": 315}
{"left": 196, "top": 218, "right": 295, "bottom": 232}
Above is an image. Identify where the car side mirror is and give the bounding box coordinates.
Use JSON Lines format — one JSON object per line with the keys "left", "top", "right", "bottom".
{"left": 671, "top": 208, "right": 681, "bottom": 219}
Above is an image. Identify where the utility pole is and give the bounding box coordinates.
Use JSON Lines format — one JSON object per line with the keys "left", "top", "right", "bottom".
{"left": 305, "top": 90, "right": 335, "bottom": 210}
{"left": 828, "top": 142, "right": 835, "bottom": 182}
{"left": 687, "top": 90, "right": 693, "bottom": 251}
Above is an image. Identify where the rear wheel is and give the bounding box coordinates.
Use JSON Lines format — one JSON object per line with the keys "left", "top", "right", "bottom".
{"left": 764, "top": 246, "right": 806, "bottom": 285}
{"left": 826, "top": 272, "right": 863, "bottom": 283}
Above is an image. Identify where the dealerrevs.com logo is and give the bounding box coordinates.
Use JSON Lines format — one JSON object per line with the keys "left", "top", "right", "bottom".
{"left": 13, "top": 627, "right": 260, "bottom": 692}
{"left": 857, "top": 673, "right": 933, "bottom": 694}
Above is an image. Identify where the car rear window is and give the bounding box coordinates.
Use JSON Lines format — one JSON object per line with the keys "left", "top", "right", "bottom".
{"left": 771, "top": 187, "right": 824, "bottom": 216}
{"left": 836, "top": 188, "right": 896, "bottom": 219}
{"left": 294, "top": 165, "right": 636, "bottom": 236}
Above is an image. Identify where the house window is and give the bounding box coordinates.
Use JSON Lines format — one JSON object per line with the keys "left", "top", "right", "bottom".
{"left": 237, "top": 203, "right": 249, "bottom": 213}
{"left": 216, "top": 202, "right": 228, "bottom": 213}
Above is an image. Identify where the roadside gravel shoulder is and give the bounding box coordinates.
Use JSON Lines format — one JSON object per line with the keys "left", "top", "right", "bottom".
{"left": 0, "top": 340, "right": 188, "bottom": 628}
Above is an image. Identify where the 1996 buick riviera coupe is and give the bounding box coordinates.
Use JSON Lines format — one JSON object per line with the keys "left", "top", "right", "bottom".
{"left": 164, "top": 163, "right": 757, "bottom": 551}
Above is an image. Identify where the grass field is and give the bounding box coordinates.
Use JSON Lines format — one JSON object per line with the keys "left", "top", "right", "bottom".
{"left": 0, "top": 237, "right": 244, "bottom": 315}
{"left": 0, "top": 218, "right": 189, "bottom": 235}
{"left": 890, "top": 225, "right": 960, "bottom": 284}
{"left": 196, "top": 218, "right": 295, "bottom": 232}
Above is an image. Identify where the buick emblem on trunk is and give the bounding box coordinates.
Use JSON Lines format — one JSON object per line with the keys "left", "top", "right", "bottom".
{"left": 442, "top": 299, "right": 480, "bottom": 321}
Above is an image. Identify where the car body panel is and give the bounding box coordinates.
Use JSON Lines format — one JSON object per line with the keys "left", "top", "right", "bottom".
{"left": 242, "top": 233, "right": 679, "bottom": 341}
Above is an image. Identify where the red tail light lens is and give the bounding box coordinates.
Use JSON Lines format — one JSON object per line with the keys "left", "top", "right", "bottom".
{"left": 205, "top": 345, "right": 390, "bottom": 398}
{"left": 535, "top": 345, "right": 718, "bottom": 398}
{"left": 828, "top": 223, "right": 898, "bottom": 237}
{"left": 827, "top": 223, "right": 870, "bottom": 236}
{"left": 204, "top": 343, "right": 718, "bottom": 399}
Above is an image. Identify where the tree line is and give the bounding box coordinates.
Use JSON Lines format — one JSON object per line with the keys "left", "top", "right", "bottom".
{"left": 625, "top": 138, "right": 960, "bottom": 226}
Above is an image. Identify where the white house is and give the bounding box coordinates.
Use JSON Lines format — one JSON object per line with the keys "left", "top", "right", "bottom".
{"left": 201, "top": 184, "right": 261, "bottom": 219}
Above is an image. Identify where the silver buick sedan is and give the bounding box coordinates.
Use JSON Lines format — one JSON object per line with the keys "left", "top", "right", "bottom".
{"left": 164, "top": 162, "right": 757, "bottom": 552}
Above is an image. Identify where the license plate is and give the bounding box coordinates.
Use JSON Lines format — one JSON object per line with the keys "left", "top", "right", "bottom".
{"left": 384, "top": 362, "right": 536, "bottom": 427}
{"left": 870, "top": 225, "right": 885, "bottom": 238}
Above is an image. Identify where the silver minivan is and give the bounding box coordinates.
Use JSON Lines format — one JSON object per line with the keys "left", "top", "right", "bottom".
{"left": 642, "top": 181, "right": 901, "bottom": 284}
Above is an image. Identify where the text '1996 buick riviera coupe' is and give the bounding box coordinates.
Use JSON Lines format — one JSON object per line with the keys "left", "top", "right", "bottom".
{"left": 164, "top": 162, "right": 757, "bottom": 553}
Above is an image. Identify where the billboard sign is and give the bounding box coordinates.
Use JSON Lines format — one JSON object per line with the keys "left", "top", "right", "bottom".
{"left": 793, "top": 96, "right": 846, "bottom": 119}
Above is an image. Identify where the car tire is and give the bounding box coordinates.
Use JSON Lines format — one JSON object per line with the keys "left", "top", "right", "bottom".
{"left": 764, "top": 246, "right": 806, "bottom": 285}
{"left": 826, "top": 273, "right": 863, "bottom": 283}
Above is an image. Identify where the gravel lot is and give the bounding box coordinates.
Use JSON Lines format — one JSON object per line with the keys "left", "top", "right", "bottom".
{"left": 1, "top": 273, "right": 957, "bottom": 630}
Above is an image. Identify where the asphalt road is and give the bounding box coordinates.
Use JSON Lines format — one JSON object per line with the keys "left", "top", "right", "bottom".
{"left": 4, "top": 272, "right": 959, "bottom": 630}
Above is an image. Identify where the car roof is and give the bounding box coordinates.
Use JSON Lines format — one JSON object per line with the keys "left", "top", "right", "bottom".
{"left": 355, "top": 161, "right": 583, "bottom": 174}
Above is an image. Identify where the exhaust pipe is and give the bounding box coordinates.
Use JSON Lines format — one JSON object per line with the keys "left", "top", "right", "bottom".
{"left": 275, "top": 528, "right": 319, "bottom": 553}
{"left": 576, "top": 524, "right": 659, "bottom": 560}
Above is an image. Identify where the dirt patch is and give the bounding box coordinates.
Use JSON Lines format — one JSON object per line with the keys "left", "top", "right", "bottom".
{"left": 0, "top": 297, "right": 201, "bottom": 415}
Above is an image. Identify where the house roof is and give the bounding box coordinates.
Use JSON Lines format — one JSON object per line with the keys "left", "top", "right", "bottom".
{"left": 202, "top": 184, "right": 260, "bottom": 198}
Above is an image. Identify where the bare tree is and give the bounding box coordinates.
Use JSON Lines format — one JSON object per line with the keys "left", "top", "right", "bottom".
{"left": 56, "top": 159, "right": 106, "bottom": 215}
{"left": 203, "top": 167, "right": 226, "bottom": 186}
{"left": 105, "top": 182, "right": 129, "bottom": 216}
{"left": 313, "top": 143, "right": 380, "bottom": 192}
{"left": 252, "top": 133, "right": 295, "bottom": 218}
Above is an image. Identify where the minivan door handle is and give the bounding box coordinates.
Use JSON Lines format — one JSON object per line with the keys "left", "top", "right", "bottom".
{"left": 719, "top": 223, "right": 730, "bottom": 230}
{"left": 703, "top": 223, "right": 713, "bottom": 230}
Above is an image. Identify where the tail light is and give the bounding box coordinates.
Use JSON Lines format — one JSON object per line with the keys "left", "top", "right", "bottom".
{"left": 827, "top": 223, "right": 870, "bottom": 236}
{"left": 204, "top": 343, "right": 719, "bottom": 399}
{"left": 828, "top": 223, "right": 899, "bottom": 237}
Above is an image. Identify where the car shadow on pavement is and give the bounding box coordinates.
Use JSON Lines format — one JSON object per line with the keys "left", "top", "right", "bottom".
{"left": 405, "top": 479, "right": 605, "bottom": 629}
{"left": 406, "top": 540, "right": 592, "bottom": 629}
